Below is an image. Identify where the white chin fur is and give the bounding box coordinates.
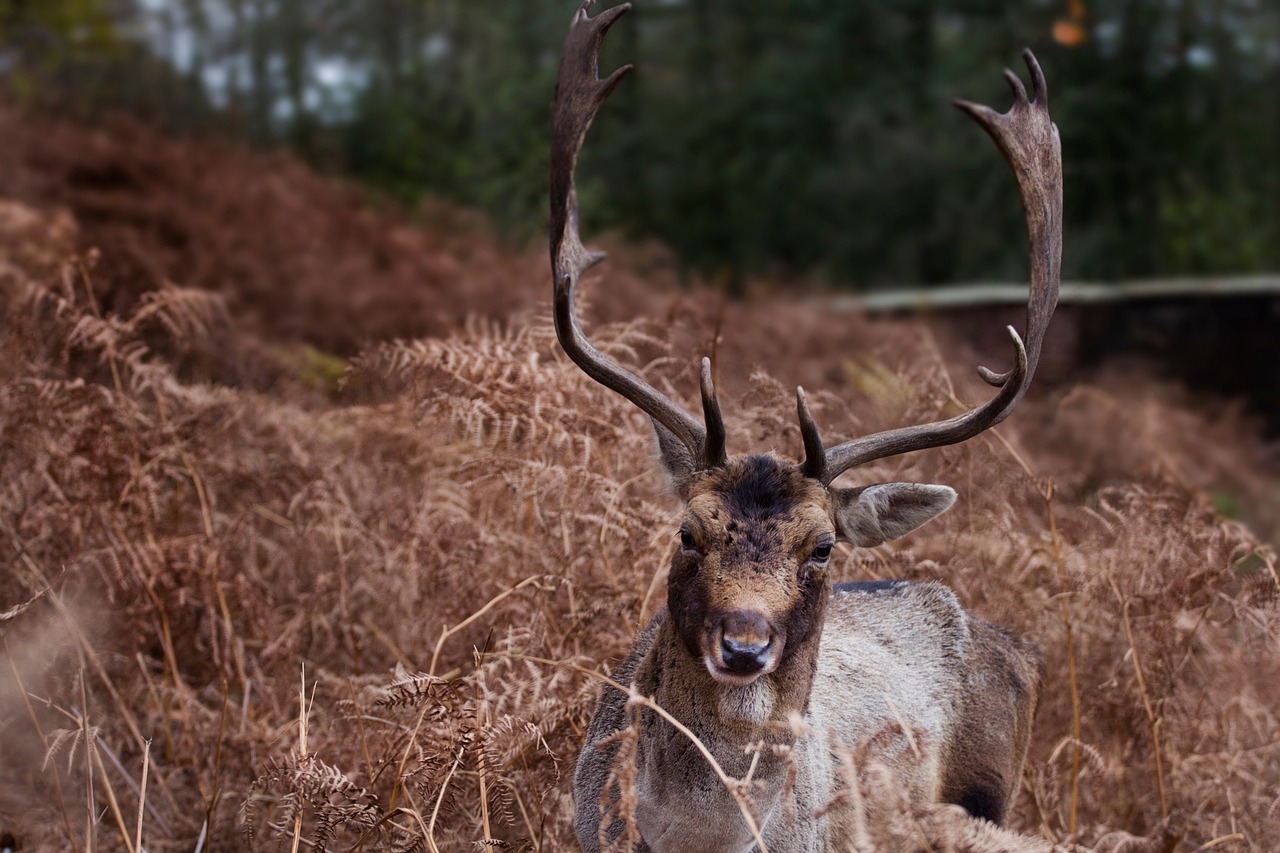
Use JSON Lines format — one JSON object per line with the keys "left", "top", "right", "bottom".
{"left": 715, "top": 675, "right": 776, "bottom": 725}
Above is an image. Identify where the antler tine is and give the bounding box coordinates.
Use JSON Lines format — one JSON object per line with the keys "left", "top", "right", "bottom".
{"left": 700, "top": 358, "right": 728, "bottom": 468}
{"left": 550, "top": 1, "right": 714, "bottom": 467}
{"left": 816, "top": 49, "right": 1062, "bottom": 485}
{"left": 796, "top": 387, "right": 826, "bottom": 481}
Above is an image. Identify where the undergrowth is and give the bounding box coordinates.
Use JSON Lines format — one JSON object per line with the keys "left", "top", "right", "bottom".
{"left": 1, "top": 148, "right": 1278, "bottom": 852}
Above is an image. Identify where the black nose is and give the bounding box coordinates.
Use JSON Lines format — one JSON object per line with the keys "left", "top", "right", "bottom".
{"left": 720, "top": 633, "right": 774, "bottom": 674}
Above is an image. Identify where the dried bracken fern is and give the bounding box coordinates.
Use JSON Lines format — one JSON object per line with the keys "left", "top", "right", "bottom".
{"left": 1, "top": 127, "right": 1277, "bottom": 853}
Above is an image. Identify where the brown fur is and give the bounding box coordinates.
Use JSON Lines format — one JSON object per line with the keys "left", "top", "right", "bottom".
{"left": 574, "top": 453, "right": 1043, "bottom": 852}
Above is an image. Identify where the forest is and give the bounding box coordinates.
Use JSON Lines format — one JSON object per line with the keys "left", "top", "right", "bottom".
{"left": 0, "top": 2, "right": 1278, "bottom": 852}
{"left": 2, "top": 0, "right": 1278, "bottom": 288}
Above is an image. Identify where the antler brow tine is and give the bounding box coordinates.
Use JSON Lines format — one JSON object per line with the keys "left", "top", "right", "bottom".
{"left": 550, "top": 1, "right": 726, "bottom": 469}
{"left": 813, "top": 49, "right": 1063, "bottom": 485}
{"left": 797, "top": 387, "right": 826, "bottom": 481}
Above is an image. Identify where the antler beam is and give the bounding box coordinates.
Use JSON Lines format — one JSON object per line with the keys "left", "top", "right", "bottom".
{"left": 808, "top": 50, "right": 1062, "bottom": 484}
{"left": 550, "top": 1, "right": 726, "bottom": 470}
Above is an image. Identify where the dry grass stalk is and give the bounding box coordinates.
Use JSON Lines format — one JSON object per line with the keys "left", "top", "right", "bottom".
{"left": 1, "top": 156, "right": 1277, "bottom": 852}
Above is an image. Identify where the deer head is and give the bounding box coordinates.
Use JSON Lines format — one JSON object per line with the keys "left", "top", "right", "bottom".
{"left": 550, "top": 1, "right": 1061, "bottom": 689}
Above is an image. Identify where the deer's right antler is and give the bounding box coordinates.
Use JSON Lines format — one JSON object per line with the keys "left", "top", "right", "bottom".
{"left": 550, "top": 1, "right": 727, "bottom": 470}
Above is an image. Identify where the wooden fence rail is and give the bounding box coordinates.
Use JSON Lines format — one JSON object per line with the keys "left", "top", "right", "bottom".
{"left": 830, "top": 274, "right": 1280, "bottom": 312}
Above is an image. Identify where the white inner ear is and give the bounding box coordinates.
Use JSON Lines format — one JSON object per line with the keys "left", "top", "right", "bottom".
{"left": 651, "top": 417, "right": 696, "bottom": 498}
{"left": 835, "top": 483, "right": 957, "bottom": 547}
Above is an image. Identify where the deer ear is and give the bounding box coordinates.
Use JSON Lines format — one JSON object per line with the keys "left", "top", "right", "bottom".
{"left": 833, "top": 483, "right": 956, "bottom": 547}
{"left": 652, "top": 418, "right": 696, "bottom": 498}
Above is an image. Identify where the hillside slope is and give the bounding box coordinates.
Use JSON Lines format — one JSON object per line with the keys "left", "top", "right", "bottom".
{"left": 0, "top": 108, "right": 564, "bottom": 355}
{"left": 0, "top": 114, "right": 1277, "bottom": 851}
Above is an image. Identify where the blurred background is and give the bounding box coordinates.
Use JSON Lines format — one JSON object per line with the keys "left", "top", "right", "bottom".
{"left": 0, "top": 0, "right": 1277, "bottom": 421}
{"left": 2, "top": 0, "right": 1278, "bottom": 284}
{"left": 2, "top": 7, "right": 1279, "bottom": 850}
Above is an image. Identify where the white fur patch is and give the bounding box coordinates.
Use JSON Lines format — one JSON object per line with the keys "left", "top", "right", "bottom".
{"left": 717, "top": 679, "right": 775, "bottom": 725}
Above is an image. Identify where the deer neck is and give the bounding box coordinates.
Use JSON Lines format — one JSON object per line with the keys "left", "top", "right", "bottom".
{"left": 624, "top": 613, "right": 827, "bottom": 851}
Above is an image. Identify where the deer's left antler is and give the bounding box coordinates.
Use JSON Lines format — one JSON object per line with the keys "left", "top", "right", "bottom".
{"left": 805, "top": 50, "right": 1062, "bottom": 484}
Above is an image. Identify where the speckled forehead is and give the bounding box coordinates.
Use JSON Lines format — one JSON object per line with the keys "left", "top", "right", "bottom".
{"left": 685, "top": 455, "right": 833, "bottom": 535}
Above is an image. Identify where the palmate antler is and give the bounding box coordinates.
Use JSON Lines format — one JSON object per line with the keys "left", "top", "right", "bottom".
{"left": 550, "top": 1, "right": 727, "bottom": 470}
{"left": 550, "top": 2, "right": 1062, "bottom": 485}
{"left": 802, "top": 51, "right": 1063, "bottom": 484}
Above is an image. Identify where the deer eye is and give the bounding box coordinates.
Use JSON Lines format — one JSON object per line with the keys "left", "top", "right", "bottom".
{"left": 679, "top": 529, "right": 699, "bottom": 553}
{"left": 810, "top": 541, "right": 833, "bottom": 563}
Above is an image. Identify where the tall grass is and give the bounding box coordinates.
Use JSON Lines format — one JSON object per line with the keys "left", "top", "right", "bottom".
{"left": 1, "top": 141, "right": 1277, "bottom": 851}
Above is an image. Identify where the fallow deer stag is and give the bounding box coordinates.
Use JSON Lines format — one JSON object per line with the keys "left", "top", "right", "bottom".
{"left": 551, "top": 3, "right": 1061, "bottom": 851}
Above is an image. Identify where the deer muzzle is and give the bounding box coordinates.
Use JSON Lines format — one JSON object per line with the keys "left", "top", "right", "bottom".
{"left": 706, "top": 610, "right": 779, "bottom": 685}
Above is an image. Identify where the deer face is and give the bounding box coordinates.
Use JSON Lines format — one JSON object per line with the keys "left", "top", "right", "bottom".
{"left": 666, "top": 454, "right": 956, "bottom": 687}
{"left": 669, "top": 456, "right": 832, "bottom": 686}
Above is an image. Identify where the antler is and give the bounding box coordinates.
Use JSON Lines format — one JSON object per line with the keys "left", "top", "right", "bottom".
{"left": 550, "top": 1, "right": 727, "bottom": 470}
{"left": 805, "top": 50, "right": 1062, "bottom": 485}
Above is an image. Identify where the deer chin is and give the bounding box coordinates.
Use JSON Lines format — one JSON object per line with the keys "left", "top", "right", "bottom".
{"left": 716, "top": 675, "right": 776, "bottom": 725}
